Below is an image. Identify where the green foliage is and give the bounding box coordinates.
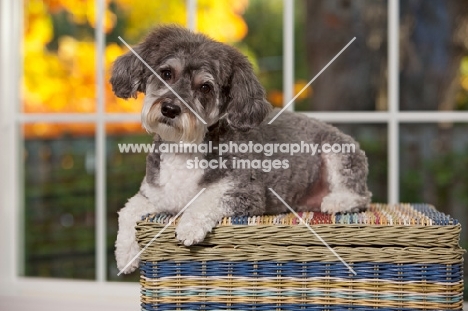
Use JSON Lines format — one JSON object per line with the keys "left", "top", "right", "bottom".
{"left": 24, "top": 140, "right": 95, "bottom": 279}
{"left": 401, "top": 149, "right": 468, "bottom": 206}
{"left": 242, "top": 0, "right": 284, "bottom": 92}
{"left": 24, "top": 134, "right": 149, "bottom": 281}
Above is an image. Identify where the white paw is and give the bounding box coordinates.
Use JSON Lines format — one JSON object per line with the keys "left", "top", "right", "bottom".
{"left": 175, "top": 216, "right": 210, "bottom": 246}
{"left": 321, "top": 192, "right": 366, "bottom": 214}
{"left": 115, "top": 228, "right": 141, "bottom": 274}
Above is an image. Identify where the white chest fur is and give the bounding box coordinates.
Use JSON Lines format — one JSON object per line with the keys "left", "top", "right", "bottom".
{"left": 141, "top": 153, "right": 205, "bottom": 214}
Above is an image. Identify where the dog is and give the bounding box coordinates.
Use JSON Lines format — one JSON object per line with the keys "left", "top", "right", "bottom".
{"left": 110, "top": 25, "right": 371, "bottom": 274}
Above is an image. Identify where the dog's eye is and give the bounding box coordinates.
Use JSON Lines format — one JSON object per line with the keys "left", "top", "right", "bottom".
{"left": 200, "top": 84, "right": 211, "bottom": 94}
{"left": 161, "top": 70, "right": 172, "bottom": 81}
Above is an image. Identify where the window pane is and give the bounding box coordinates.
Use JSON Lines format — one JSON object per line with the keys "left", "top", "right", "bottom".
{"left": 400, "top": 123, "right": 468, "bottom": 297}
{"left": 23, "top": 123, "right": 95, "bottom": 279}
{"left": 294, "top": 0, "right": 388, "bottom": 111}
{"left": 198, "top": 0, "right": 266, "bottom": 92}
{"left": 333, "top": 124, "right": 388, "bottom": 202}
{"left": 399, "top": 0, "right": 468, "bottom": 111}
{"left": 400, "top": 124, "right": 468, "bottom": 219}
{"left": 106, "top": 123, "right": 148, "bottom": 281}
{"left": 23, "top": 1, "right": 96, "bottom": 113}
{"left": 105, "top": 0, "right": 189, "bottom": 113}
{"left": 242, "top": 0, "right": 284, "bottom": 103}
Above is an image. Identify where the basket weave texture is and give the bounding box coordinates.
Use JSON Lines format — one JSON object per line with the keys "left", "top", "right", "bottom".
{"left": 136, "top": 203, "right": 465, "bottom": 311}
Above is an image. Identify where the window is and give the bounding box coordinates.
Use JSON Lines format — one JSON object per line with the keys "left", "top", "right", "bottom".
{"left": 1, "top": 0, "right": 467, "bottom": 305}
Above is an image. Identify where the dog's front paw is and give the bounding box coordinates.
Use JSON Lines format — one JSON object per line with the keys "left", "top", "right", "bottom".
{"left": 115, "top": 229, "right": 141, "bottom": 274}
{"left": 175, "top": 218, "right": 210, "bottom": 246}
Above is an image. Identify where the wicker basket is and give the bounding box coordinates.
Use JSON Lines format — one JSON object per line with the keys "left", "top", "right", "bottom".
{"left": 136, "top": 203, "right": 465, "bottom": 311}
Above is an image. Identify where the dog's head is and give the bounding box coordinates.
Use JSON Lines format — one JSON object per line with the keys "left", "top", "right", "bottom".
{"left": 110, "top": 25, "right": 272, "bottom": 143}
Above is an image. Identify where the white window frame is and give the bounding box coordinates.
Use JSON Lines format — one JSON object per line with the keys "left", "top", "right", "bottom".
{"left": 1, "top": 0, "right": 467, "bottom": 308}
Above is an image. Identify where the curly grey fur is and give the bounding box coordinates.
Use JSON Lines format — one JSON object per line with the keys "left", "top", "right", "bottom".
{"left": 111, "top": 26, "right": 372, "bottom": 271}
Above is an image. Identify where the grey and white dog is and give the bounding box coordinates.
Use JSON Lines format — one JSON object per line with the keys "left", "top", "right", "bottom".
{"left": 110, "top": 26, "right": 371, "bottom": 274}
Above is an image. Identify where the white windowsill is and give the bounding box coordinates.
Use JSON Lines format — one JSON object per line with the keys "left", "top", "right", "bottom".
{"left": 0, "top": 278, "right": 140, "bottom": 311}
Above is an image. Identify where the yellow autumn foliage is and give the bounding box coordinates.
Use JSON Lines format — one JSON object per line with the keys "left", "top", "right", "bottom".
{"left": 23, "top": 0, "right": 249, "bottom": 138}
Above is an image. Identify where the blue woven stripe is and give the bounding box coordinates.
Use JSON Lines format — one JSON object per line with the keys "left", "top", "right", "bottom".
{"left": 141, "top": 302, "right": 428, "bottom": 311}
{"left": 140, "top": 260, "right": 463, "bottom": 282}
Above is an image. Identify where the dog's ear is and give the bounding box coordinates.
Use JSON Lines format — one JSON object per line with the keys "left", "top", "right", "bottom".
{"left": 110, "top": 26, "right": 198, "bottom": 99}
{"left": 110, "top": 46, "right": 148, "bottom": 99}
{"left": 225, "top": 56, "right": 272, "bottom": 131}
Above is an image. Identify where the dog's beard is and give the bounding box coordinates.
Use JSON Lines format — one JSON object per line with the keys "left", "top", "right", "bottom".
{"left": 142, "top": 104, "right": 207, "bottom": 144}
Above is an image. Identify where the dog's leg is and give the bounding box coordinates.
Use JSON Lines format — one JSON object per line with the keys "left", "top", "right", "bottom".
{"left": 115, "top": 189, "right": 159, "bottom": 274}
{"left": 174, "top": 179, "right": 233, "bottom": 246}
{"left": 320, "top": 152, "right": 372, "bottom": 214}
{"left": 175, "top": 179, "right": 266, "bottom": 246}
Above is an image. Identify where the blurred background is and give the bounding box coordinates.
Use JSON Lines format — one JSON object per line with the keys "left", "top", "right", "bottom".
{"left": 17, "top": 0, "right": 468, "bottom": 298}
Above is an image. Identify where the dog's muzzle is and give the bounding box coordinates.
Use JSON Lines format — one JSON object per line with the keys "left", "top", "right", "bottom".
{"left": 161, "top": 101, "right": 181, "bottom": 119}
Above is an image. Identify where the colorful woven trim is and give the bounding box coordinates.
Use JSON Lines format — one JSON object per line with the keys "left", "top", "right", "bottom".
{"left": 140, "top": 261, "right": 464, "bottom": 310}
{"left": 137, "top": 203, "right": 462, "bottom": 250}
{"left": 141, "top": 203, "right": 458, "bottom": 226}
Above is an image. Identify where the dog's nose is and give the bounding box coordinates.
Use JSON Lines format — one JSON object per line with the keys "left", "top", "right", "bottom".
{"left": 161, "top": 101, "right": 181, "bottom": 119}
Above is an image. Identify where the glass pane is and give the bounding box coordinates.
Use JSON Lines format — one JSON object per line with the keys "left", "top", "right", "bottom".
{"left": 333, "top": 124, "right": 388, "bottom": 202}
{"left": 23, "top": 123, "right": 95, "bottom": 279}
{"left": 295, "top": 0, "right": 388, "bottom": 111}
{"left": 400, "top": 123, "right": 468, "bottom": 297}
{"left": 399, "top": 0, "right": 468, "bottom": 111}
{"left": 400, "top": 124, "right": 468, "bottom": 219}
{"left": 242, "top": 0, "right": 284, "bottom": 104}
{"left": 23, "top": 1, "right": 96, "bottom": 113}
{"left": 197, "top": 1, "right": 250, "bottom": 44}
{"left": 109, "top": 0, "right": 187, "bottom": 44}
{"left": 106, "top": 123, "right": 148, "bottom": 281}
